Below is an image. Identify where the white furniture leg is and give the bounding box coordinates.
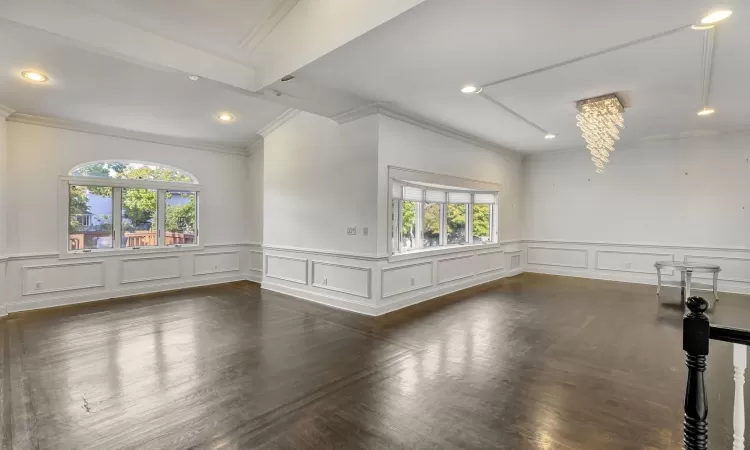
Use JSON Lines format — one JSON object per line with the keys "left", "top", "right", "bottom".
{"left": 656, "top": 267, "right": 662, "bottom": 295}
{"left": 733, "top": 343, "right": 746, "bottom": 450}
{"left": 713, "top": 271, "right": 720, "bottom": 302}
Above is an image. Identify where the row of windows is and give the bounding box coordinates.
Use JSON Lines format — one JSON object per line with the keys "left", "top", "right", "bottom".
{"left": 390, "top": 182, "right": 498, "bottom": 254}
{"left": 69, "top": 186, "right": 198, "bottom": 251}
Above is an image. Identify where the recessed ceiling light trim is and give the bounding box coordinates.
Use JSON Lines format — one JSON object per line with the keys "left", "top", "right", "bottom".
{"left": 691, "top": 24, "right": 715, "bottom": 30}
{"left": 461, "top": 85, "right": 482, "bottom": 94}
{"left": 544, "top": 134, "right": 556, "bottom": 140}
{"left": 697, "top": 107, "right": 715, "bottom": 116}
{"left": 218, "top": 112, "right": 235, "bottom": 122}
{"left": 701, "top": 10, "right": 732, "bottom": 24}
{"left": 21, "top": 71, "right": 48, "bottom": 82}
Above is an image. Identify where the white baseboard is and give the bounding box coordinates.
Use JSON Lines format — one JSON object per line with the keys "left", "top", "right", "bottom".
{"left": 263, "top": 268, "right": 524, "bottom": 317}
{"left": 261, "top": 281, "right": 379, "bottom": 316}
{"left": 6, "top": 274, "right": 247, "bottom": 314}
{"left": 378, "top": 268, "right": 523, "bottom": 316}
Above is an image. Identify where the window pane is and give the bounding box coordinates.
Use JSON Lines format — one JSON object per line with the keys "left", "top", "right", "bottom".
{"left": 71, "top": 161, "right": 196, "bottom": 183}
{"left": 400, "top": 201, "right": 418, "bottom": 251}
{"left": 472, "top": 204, "right": 492, "bottom": 244}
{"left": 166, "top": 191, "right": 197, "bottom": 245}
{"left": 422, "top": 203, "right": 441, "bottom": 247}
{"left": 69, "top": 186, "right": 113, "bottom": 250}
{"left": 446, "top": 204, "right": 467, "bottom": 245}
{"left": 122, "top": 188, "right": 158, "bottom": 247}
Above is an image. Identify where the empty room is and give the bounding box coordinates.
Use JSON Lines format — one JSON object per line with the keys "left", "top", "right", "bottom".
{"left": 0, "top": 0, "right": 748, "bottom": 448}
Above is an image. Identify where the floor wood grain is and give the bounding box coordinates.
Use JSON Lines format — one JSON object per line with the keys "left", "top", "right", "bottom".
{"left": 1, "top": 274, "right": 748, "bottom": 449}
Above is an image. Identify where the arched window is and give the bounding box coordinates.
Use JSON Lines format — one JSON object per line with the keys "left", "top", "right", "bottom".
{"left": 70, "top": 160, "right": 198, "bottom": 183}
{"left": 63, "top": 160, "right": 201, "bottom": 254}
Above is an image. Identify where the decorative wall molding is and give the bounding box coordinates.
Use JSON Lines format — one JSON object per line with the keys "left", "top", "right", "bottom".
{"left": 239, "top": 0, "right": 301, "bottom": 51}
{"left": 247, "top": 137, "right": 264, "bottom": 156}
{"left": 684, "top": 254, "right": 750, "bottom": 283}
{"left": 311, "top": 261, "right": 371, "bottom": 299}
{"left": 264, "top": 254, "right": 308, "bottom": 284}
{"left": 594, "top": 250, "right": 674, "bottom": 275}
{"left": 22, "top": 260, "right": 105, "bottom": 296}
{"left": 436, "top": 254, "right": 476, "bottom": 285}
{"left": 262, "top": 244, "right": 387, "bottom": 261}
{"left": 527, "top": 246, "right": 589, "bottom": 269}
{"left": 7, "top": 113, "right": 249, "bottom": 156}
{"left": 119, "top": 255, "right": 182, "bottom": 284}
{"left": 476, "top": 249, "right": 505, "bottom": 275}
{"left": 248, "top": 249, "right": 263, "bottom": 273}
{"left": 257, "top": 109, "right": 301, "bottom": 137}
{"left": 193, "top": 251, "right": 241, "bottom": 276}
{"left": 0, "top": 104, "right": 15, "bottom": 119}
{"left": 523, "top": 238, "right": 750, "bottom": 254}
{"left": 262, "top": 281, "right": 378, "bottom": 316}
{"left": 381, "top": 261, "right": 434, "bottom": 299}
{"left": 332, "top": 102, "right": 516, "bottom": 159}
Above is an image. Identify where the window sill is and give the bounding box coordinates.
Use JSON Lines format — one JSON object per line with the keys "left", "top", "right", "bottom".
{"left": 390, "top": 242, "right": 501, "bottom": 262}
{"left": 61, "top": 245, "right": 204, "bottom": 260}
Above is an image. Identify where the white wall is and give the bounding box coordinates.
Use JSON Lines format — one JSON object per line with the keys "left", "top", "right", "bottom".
{"left": 0, "top": 122, "right": 254, "bottom": 313}
{"left": 263, "top": 112, "right": 379, "bottom": 255}
{"left": 377, "top": 114, "right": 524, "bottom": 255}
{"left": 523, "top": 132, "right": 750, "bottom": 294}
{"left": 261, "top": 111, "right": 525, "bottom": 315}
{"left": 0, "top": 117, "right": 6, "bottom": 256}
{"left": 247, "top": 146, "right": 264, "bottom": 244}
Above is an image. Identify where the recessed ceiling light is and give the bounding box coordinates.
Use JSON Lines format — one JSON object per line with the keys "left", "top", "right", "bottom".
{"left": 701, "top": 10, "right": 732, "bottom": 24}
{"left": 218, "top": 112, "right": 234, "bottom": 122}
{"left": 461, "top": 85, "right": 482, "bottom": 94}
{"left": 691, "top": 24, "right": 715, "bottom": 30}
{"left": 697, "top": 107, "right": 715, "bottom": 116}
{"left": 21, "top": 71, "right": 48, "bottom": 82}
{"left": 544, "top": 134, "right": 557, "bottom": 139}
{"left": 188, "top": 75, "right": 201, "bottom": 81}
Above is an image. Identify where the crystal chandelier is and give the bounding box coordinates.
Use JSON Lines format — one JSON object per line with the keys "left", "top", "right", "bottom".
{"left": 576, "top": 94, "right": 625, "bottom": 174}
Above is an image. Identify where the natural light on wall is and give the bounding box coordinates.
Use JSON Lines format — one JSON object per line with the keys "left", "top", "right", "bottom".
{"left": 391, "top": 180, "right": 497, "bottom": 254}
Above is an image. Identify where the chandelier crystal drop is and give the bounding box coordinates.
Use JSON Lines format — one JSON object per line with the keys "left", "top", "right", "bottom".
{"left": 576, "top": 94, "right": 624, "bottom": 174}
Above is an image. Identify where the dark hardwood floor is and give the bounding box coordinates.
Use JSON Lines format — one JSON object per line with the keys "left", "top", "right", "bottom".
{"left": 1, "top": 273, "right": 748, "bottom": 449}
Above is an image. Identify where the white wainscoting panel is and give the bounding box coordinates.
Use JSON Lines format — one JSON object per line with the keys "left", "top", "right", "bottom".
{"left": 311, "top": 261, "right": 370, "bottom": 298}
{"left": 527, "top": 246, "right": 588, "bottom": 269}
{"left": 120, "top": 255, "right": 181, "bottom": 284}
{"left": 595, "top": 250, "right": 674, "bottom": 275}
{"left": 476, "top": 250, "right": 504, "bottom": 275}
{"left": 194, "top": 251, "right": 240, "bottom": 276}
{"left": 22, "top": 261, "right": 105, "bottom": 295}
{"left": 265, "top": 254, "right": 308, "bottom": 284}
{"left": 437, "top": 254, "right": 475, "bottom": 284}
{"left": 381, "top": 262, "right": 433, "bottom": 299}
{"left": 249, "top": 250, "right": 263, "bottom": 273}
{"left": 510, "top": 252, "right": 521, "bottom": 270}
{"left": 684, "top": 255, "right": 750, "bottom": 283}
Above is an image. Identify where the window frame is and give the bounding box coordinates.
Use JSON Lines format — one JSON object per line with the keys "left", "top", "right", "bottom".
{"left": 390, "top": 179, "right": 499, "bottom": 258}
{"left": 59, "top": 176, "right": 203, "bottom": 258}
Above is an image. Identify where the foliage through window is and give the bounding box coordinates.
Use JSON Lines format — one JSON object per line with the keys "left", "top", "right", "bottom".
{"left": 391, "top": 181, "right": 496, "bottom": 254}
{"left": 66, "top": 161, "right": 199, "bottom": 252}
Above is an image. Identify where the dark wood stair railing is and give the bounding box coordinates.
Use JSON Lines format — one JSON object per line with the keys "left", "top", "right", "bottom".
{"left": 683, "top": 296, "right": 750, "bottom": 450}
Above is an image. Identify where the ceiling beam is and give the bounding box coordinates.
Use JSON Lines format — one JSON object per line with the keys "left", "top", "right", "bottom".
{"left": 0, "top": 0, "right": 258, "bottom": 91}
{"left": 251, "top": 0, "right": 427, "bottom": 88}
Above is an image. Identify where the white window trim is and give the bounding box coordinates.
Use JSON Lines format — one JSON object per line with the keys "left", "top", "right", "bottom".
{"left": 388, "top": 179, "right": 499, "bottom": 260}
{"left": 59, "top": 177, "right": 203, "bottom": 259}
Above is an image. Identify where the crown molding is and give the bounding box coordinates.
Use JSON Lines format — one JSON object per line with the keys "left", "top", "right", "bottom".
{"left": 0, "top": 105, "right": 15, "bottom": 119}
{"left": 247, "top": 137, "right": 264, "bottom": 156}
{"left": 6, "top": 113, "right": 249, "bottom": 156}
{"left": 239, "top": 0, "right": 301, "bottom": 52}
{"left": 333, "top": 103, "right": 519, "bottom": 159}
{"left": 257, "top": 109, "right": 300, "bottom": 137}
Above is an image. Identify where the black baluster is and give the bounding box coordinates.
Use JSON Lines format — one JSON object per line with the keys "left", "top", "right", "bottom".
{"left": 684, "top": 296, "right": 710, "bottom": 450}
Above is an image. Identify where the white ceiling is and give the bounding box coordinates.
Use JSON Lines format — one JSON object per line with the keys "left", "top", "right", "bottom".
{"left": 0, "top": 20, "right": 289, "bottom": 149}
{"left": 65, "top": 0, "right": 284, "bottom": 65}
{"left": 295, "top": 0, "right": 748, "bottom": 153}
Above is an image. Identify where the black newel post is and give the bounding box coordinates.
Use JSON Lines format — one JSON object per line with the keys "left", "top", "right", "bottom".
{"left": 683, "top": 296, "right": 710, "bottom": 450}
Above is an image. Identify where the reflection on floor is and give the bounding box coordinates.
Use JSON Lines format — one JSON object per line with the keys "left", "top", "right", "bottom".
{"left": 1, "top": 273, "right": 747, "bottom": 449}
